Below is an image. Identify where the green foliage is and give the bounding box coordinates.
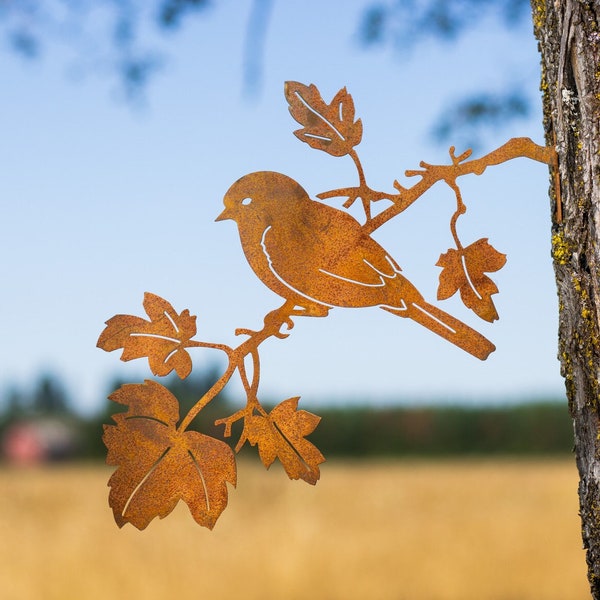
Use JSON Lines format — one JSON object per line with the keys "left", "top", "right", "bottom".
{"left": 0, "top": 370, "right": 572, "bottom": 459}
{"left": 0, "top": 0, "right": 211, "bottom": 97}
{"left": 359, "top": 0, "right": 534, "bottom": 148}
{"left": 431, "top": 92, "right": 531, "bottom": 149}
{"left": 359, "top": 0, "right": 530, "bottom": 48}
{"left": 310, "top": 402, "right": 573, "bottom": 457}
{"left": 0, "top": 373, "right": 71, "bottom": 423}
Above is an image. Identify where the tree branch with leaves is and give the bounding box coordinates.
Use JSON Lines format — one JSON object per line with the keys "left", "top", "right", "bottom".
{"left": 97, "top": 81, "right": 556, "bottom": 530}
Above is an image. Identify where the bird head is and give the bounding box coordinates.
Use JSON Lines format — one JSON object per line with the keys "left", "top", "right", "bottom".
{"left": 216, "top": 171, "right": 308, "bottom": 226}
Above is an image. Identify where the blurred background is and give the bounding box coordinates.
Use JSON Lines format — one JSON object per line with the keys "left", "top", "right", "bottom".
{"left": 0, "top": 1, "right": 588, "bottom": 598}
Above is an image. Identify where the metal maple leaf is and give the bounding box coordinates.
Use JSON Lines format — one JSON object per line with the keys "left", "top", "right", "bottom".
{"left": 285, "top": 81, "right": 362, "bottom": 157}
{"left": 437, "top": 239, "right": 507, "bottom": 322}
{"left": 104, "top": 381, "right": 236, "bottom": 529}
{"left": 97, "top": 293, "right": 198, "bottom": 378}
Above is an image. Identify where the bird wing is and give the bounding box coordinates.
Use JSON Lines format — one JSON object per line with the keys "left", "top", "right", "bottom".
{"left": 311, "top": 203, "right": 401, "bottom": 282}
{"left": 261, "top": 200, "right": 408, "bottom": 308}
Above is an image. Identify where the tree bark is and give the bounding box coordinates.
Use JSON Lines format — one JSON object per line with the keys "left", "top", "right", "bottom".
{"left": 533, "top": 0, "right": 600, "bottom": 595}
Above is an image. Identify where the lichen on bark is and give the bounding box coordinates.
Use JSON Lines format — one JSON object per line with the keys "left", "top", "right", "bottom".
{"left": 532, "top": 0, "right": 600, "bottom": 594}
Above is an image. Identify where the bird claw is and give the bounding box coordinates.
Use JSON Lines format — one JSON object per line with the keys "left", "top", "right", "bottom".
{"left": 280, "top": 316, "right": 295, "bottom": 334}
{"left": 260, "top": 305, "right": 296, "bottom": 339}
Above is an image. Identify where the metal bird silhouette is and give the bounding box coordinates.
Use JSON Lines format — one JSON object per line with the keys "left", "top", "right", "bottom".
{"left": 217, "top": 170, "right": 495, "bottom": 360}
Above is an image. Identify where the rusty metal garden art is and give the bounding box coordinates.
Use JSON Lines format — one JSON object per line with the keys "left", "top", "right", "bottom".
{"left": 97, "top": 81, "right": 557, "bottom": 530}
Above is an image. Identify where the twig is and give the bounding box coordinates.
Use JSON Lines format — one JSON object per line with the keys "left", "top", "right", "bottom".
{"left": 363, "top": 137, "right": 556, "bottom": 234}
{"left": 177, "top": 301, "right": 296, "bottom": 433}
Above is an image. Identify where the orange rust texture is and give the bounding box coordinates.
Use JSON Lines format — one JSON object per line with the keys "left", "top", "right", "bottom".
{"left": 97, "top": 81, "right": 557, "bottom": 530}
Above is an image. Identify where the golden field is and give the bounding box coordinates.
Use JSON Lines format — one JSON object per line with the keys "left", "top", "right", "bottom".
{"left": 0, "top": 459, "right": 589, "bottom": 600}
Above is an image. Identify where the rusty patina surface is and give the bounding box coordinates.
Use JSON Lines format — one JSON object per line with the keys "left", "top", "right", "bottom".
{"left": 97, "top": 82, "right": 557, "bottom": 530}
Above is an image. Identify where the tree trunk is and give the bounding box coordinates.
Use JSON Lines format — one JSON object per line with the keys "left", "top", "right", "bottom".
{"left": 533, "top": 0, "right": 600, "bottom": 595}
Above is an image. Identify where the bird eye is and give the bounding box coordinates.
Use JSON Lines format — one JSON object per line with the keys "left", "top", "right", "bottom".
{"left": 241, "top": 197, "right": 252, "bottom": 206}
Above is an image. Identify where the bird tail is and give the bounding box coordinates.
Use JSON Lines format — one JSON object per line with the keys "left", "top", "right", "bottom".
{"left": 383, "top": 301, "right": 495, "bottom": 361}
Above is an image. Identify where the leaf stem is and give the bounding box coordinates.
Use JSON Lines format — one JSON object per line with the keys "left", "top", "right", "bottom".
{"left": 177, "top": 301, "right": 296, "bottom": 433}
{"left": 186, "top": 340, "right": 234, "bottom": 354}
{"left": 345, "top": 149, "right": 373, "bottom": 219}
{"left": 349, "top": 148, "right": 367, "bottom": 189}
{"left": 177, "top": 361, "right": 236, "bottom": 433}
{"left": 447, "top": 179, "right": 466, "bottom": 251}
{"left": 317, "top": 148, "right": 403, "bottom": 222}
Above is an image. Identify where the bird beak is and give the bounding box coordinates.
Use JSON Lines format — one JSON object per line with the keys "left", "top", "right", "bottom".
{"left": 215, "top": 206, "right": 232, "bottom": 222}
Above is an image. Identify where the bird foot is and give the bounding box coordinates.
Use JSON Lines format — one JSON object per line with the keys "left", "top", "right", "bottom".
{"left": 263, "top": 309, "right": 295, "bottom": 339}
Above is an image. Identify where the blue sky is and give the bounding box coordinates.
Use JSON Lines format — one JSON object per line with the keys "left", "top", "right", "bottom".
{"left": 0, "top": 1, "right": 564, "bottom": 413}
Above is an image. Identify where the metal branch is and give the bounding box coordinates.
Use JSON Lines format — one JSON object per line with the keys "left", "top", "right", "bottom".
{"left": 363, "top": 137, "right": 557, "bottom": 234}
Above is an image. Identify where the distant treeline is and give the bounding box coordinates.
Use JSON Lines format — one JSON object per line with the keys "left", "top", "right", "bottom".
{"left": 309, "top": 402, "right": 573, "bottom": 457}
{"left": 74, "top": 399, "right": 578, "bottom": 459}
{"left": 0, "top": 371, "right": 573, "bottom": 459}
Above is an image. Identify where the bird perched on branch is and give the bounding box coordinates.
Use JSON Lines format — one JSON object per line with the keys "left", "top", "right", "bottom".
{"left": 217, "top": 171, "right": 494, "bottom": 360}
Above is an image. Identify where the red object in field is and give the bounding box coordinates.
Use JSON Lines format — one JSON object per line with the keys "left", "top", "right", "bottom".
{"left": 1, "top": 419, "right": 79, "bottom": 465}
{"left": 2, "top": 422, "right": 45, "bottom": 465}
